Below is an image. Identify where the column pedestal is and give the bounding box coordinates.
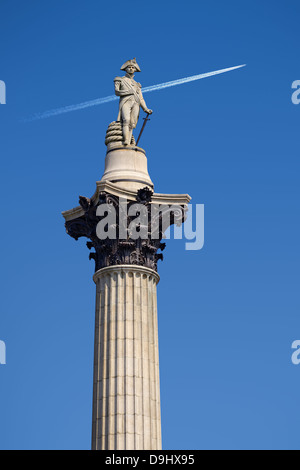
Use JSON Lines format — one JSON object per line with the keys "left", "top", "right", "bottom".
{"left": 91, "top": 265, "right": 162, "bottom": 450}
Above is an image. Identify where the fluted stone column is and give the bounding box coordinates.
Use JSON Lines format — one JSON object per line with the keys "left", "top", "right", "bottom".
{"left": 91, "top": 265, "right": 161, "bottom": 450}
{"left": 62, "top": 148, "right": 190, "bottom": 450}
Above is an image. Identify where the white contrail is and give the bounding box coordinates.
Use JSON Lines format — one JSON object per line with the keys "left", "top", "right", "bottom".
{"left": 24, "top": 64, "right": 246, "bottom": 122}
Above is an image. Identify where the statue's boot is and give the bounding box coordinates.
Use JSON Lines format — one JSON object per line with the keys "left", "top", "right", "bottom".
{"left": 128, "top": 128, "right": 133, "bottom": 145}
{"left": 123, "top": 124, "right": 131, "bottom": 146}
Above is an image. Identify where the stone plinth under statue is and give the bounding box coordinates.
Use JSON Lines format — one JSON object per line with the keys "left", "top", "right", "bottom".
{"left": 101, "top": 144, "right": 153, "bottom": 191}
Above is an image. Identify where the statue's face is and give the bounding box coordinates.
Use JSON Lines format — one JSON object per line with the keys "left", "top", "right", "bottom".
{"left": 126, "top": 65, "right": 136, "bottom": 74}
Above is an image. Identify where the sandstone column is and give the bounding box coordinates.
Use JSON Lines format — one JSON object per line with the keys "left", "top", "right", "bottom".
{"left": 91, "top": 265, "right": 161, "bottom": 450}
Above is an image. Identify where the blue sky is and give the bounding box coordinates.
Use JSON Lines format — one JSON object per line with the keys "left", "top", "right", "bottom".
{"left": 0, "top": 0, "right": 300, "bottom": 450}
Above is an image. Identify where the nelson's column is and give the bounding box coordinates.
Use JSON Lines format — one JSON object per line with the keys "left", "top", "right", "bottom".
{"left": 62, "top": 58, "right": 191, "bottom": 450}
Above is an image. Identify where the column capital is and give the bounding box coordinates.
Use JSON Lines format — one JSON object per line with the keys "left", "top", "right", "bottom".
{"left": 62, "top": 182, "right": 190, "bottom": 273}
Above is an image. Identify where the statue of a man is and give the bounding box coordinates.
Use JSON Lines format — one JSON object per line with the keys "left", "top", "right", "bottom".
{"left": 114, "top": 58, "right": 153, "bottom": 146}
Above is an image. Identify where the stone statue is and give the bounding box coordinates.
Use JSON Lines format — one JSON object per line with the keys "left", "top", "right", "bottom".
{"left": 114, "top": 58, "right": 152, "bottom": 146}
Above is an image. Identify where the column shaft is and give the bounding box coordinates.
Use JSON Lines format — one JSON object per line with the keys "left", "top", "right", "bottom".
{"left": 91, "top": 265, "right": 162, "bottom": 450}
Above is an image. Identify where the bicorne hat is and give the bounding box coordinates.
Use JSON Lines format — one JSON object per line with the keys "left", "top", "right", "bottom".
{"left": 120, "top": 58, "right": 141, "bottom": 72}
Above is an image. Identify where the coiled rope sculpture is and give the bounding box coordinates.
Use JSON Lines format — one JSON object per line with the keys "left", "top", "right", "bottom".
{"left": 105, "top": 121, "right": 136, "bottom": 146}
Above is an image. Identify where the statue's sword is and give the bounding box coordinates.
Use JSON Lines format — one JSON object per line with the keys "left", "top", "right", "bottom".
{"left": 136, "top": 113, "right": 151, "bottom": 146}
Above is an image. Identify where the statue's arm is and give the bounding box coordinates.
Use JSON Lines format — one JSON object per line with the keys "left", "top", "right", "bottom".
{"left": 114, "top": 78, "right": 134, "bottom": 97}
{"left": 138, "top": 86, "right": 153, "bottom": 114}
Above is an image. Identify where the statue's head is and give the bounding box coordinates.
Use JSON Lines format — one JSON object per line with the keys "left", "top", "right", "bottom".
{"left": 120, "top": 58, "right": 141, "bottom": 73}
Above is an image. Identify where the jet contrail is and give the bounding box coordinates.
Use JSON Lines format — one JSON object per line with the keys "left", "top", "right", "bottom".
{"left": 24, "top": 64, "right": 246, "bottom": 122}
